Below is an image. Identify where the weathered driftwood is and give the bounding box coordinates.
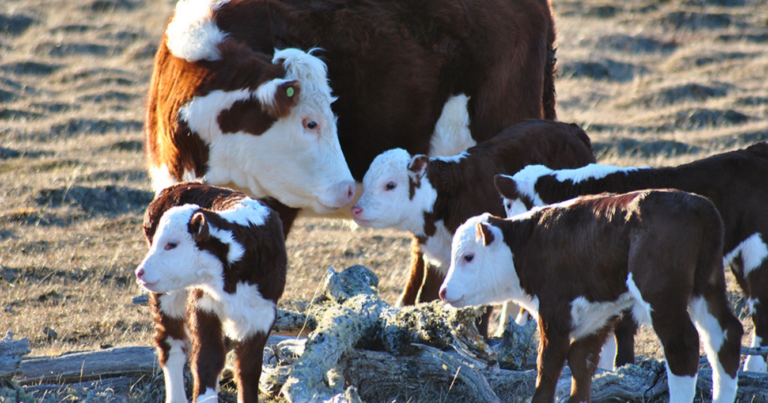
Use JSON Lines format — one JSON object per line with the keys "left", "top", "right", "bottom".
{"left": 0, "top": 332, "right": 30, "bottom": 379}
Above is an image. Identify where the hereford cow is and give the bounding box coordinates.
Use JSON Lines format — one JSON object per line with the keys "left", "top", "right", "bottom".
{"left": 136, "top": 183, "right": 286, "bottom": 403}
{"left": 494, "top": 142, "right": 768, "bottom": 372}
{"left": 146, "top": 0, "right": 557, "bottom": 231}
{"left": 351, "top": 120, "right": 595, "bottom": 334}
{"left": 440, "top": 191, "right": 743, "bottom": 403}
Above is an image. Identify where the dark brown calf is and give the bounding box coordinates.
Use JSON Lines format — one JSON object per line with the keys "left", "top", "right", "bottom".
{"left": 137, "top": 182, "right": 286, "bottom": 402}
{"left": 495, "top": 142, "right": 768, "bottom": 372}
{"left": 441, "top": 190, "right": 743, "bottom": 403}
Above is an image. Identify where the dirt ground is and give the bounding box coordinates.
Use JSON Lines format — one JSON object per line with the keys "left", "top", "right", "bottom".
{"left": 0, "top": 0, "right": 766, "bottom": 400}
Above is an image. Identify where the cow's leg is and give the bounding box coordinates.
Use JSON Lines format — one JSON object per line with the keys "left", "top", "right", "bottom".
{"left": 690, "top": 290, "right": 743, "bottom": 403}
{"left": 532, "top": 317, "right": 570, "bottom": 403}
{"left": 567, "top": 322, "right": 614, "bottom": 402}
{"left": 151, "top": 291, "right": 190, "bottom": 403}
{"left": 398, "top": 238, "right": 425, "bottom": 307}
{"left": 613, "top": 308, "right": 638, "bottom": 368}
{"left": 189, "top": 298, "right": 226, "bottom": 403}
{"left": 597, "top": 331, "right": 616, "bottom": 371}
{"left": 418, "top": 262, "right": 446, "bottom": 303}
{"left": 233, "top": 331, "right": 270, "bottom": 403}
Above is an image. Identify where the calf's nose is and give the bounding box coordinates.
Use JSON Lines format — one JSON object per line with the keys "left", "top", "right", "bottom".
{"left": 351, "top": 205, "right": 363, "bottom": 217}
{"left": 439, "top": 287, "right": 447, "bottom": 301}
{"left": 135, "top": 267, "right": 145, "bottom": 279}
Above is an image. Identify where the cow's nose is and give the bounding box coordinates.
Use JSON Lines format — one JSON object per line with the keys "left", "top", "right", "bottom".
{"left": 136, "top": 268, "right": 145, "bottom": 279}
{"left": 439, "top": 287, "right": 447, "bottom": 301}
{"left": 351, "top": 205, "right": 363, "bottom": 217}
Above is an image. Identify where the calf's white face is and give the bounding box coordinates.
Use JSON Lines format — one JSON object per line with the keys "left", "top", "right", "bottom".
{"left": 440, "top": 214, "right": 516, "bottom": 308}
{"left": 353, "top": 148, "right": 436, "bottom": 232}
{"left": 135, "top": 205, "right": 223, "bottom": 293}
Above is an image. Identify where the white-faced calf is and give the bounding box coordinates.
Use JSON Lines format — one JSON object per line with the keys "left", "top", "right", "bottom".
{"left": 495, "top": 142, "right": 768, "bottom": 372}
{"left": 351, "top": 120, "right": 595, "bottom": 319}
{"left": 136, "top": 183, "right": 286, "bottom": 403}
{"left": 441, "top": 190, "right": 743, "bottom": 403}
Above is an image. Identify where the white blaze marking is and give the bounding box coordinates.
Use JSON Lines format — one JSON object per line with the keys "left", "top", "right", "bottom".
{"left": 428, "top": 94, "right": 476, "bottom": 157}
{"left": 166, "top": 0, "right": 230, "bottom": 62}
{"left": 163, "top": 337, "right": 189, "bottom": 403}
{"left": 723, "top": 233, "right": 768, "bottom": 277}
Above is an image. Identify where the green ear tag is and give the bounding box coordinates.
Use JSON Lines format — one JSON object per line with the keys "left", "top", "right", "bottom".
{"left": 286, "top": 87, "right": 295, "bottom": 97}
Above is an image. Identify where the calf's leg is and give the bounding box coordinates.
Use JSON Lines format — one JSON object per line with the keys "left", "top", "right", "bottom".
{"left": 613, "top": 309, "right": 638, "bottom": 368}
{"left": 189, "top": 306, "right": 226, "bottom": 402}
{"left": 398, "top": 239, "right": 425, "bottom": 307}
{"left": 567, "top": 323, "right": 614, "bottom": 402}
{"left": 532, "top": 317, "right": 570, "bottom": 403}
{"left": 745, "top": 263, "right": 768, "bottom": 372}
{"left": 151, "top": 291, "right": 190, "bottom": 403}
{"left": 233, "top": 331, "right": 271, "bottom": 403}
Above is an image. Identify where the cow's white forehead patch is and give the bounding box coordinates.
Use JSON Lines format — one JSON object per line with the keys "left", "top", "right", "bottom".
{"left": 166, "top": 0, "right": 230, "bottom": 62}
{"left": 553, "top": 163, "right": 649, "bottom": 184}
{"left": 272, "top": 48, "right": 337, "bottom": 109}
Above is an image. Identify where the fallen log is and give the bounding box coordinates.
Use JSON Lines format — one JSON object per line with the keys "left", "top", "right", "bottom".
{"left": 0, "top": 332, "right": 30, "bottom": 379}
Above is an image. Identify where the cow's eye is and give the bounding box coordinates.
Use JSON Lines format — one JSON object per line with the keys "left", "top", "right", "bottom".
{"left": 165, "top": 241, "right": 178, "bottom": 251}
{"left": 303, "top": 119, "right": 319, "bottom": 130}
{"left": 307, "top": 121, "right": 317, "bottom": 129}
{"left": 463, "top": 253, "right": 474, "bottom": 263}
{"left": 386, "top": 182, "right": 396, "bottom": 191}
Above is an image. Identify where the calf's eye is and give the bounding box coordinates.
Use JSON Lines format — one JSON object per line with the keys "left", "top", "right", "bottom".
{"left": 505, "top": 203, "right": 511, "bottom": 210}
{"left": 463, "top": 253, "right": 474, "bottom": 263}
{"left": 165, "top": 241, "right": 178, "bottom": 250}
{"left": 386, "top": 182, "right": 396, "bottom": 190}
{"left": 306, "top": 121, "right": 317, "bottom": 129}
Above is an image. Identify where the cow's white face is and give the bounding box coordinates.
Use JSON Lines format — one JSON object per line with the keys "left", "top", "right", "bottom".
{"left": 440, "top": 214, "right": 516, "bottom": 308}
{"left": 184, "top": 49, "right": 355, "bottom": 213}
{"left": 352, "top": 148, "right": 437, "bottom": 233}
{"left": 135, "top": 205, "right": 223, "bottom": 293}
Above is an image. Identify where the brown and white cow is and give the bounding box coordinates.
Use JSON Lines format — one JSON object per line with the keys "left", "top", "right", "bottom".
{"left": 137, "top": 182, "right": 286, "bottom": 403}
{"left": 147, "top": 0, "right": 557, "bottom": 231}
{"left": 351, "top": 120, "right": 595, "bottom": 333}
{"left": 495, "top": 142, "right": 768, "bottom": 372}
{"left": 440, "top": 190, "right": 743, "bottom": 403}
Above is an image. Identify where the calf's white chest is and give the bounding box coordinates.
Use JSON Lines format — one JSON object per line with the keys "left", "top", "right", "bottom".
{"left": 421, "top": 221, "right": 453, "bottom": 274}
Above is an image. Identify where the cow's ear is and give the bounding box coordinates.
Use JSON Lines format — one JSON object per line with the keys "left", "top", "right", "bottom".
{"left": 260, "top": 79, "right": 301, "bottom": 119}
{"left": 189, "top": 212, "right": 209, "bottom": 243}
{"left": 408, "top": 155, "right": 429, "bottom": 179}
{"left": 476, "top": 222, "right": 495, "bottom": 246}
{"left": 494, "top": 174, "right": 518, "bottom": 199}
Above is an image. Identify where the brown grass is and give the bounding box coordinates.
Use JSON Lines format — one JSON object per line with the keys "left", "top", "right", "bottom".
{"left": 0, "top": 0, "right": 766, "bottom": 400}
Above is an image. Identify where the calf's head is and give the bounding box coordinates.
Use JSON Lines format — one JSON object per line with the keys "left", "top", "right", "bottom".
{"left": 494, "top": 166, "right": 552, "bottom": 217}
{"left": 351, "top": 148, "right": 436, "bottom": 233}
{"left": 440, "top": 214, "right": 518, "bottom": 308}
{"left": 135, "top": 204, "right": 237, "bottom": 293}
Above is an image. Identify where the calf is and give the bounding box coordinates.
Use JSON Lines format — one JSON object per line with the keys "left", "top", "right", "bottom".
{"left": 495, "top": 142, "right": 768, "bottom": 372}
{"left": 440, "top": 190, "right": 743, "bottom": 403}
{"left": 351, "top": 120, "right": 595, "bottom": 328}
{"left": 136, "top": 183, "right": 286, "bottom": 403}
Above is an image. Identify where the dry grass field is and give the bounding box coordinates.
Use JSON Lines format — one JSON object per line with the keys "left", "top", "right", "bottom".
{"left": 1, "top": 0, "right": 767, "bottom": 400}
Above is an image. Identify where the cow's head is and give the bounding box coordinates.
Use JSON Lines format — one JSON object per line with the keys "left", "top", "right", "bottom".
{"left": 439, "top": 214, "right": 517, "bottom": 308}
{"left": 150, "top": 0, "right": 355, "bottom": 213}
{"left": 351, "top": 148, "right": 436, "bottom": 233}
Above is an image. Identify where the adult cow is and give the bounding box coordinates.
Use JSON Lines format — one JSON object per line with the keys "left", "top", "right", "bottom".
{"left": 146, "top": 0, "right": 557, "bottom": 234}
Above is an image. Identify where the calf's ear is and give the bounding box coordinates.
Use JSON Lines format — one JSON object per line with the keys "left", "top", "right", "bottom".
{"left": 494, "top": 174, "right": 518, "bottom": 199}
{"left": 476, "top": 222, "right": 495, "bottom": 246}
{"left": 189, "top": 212, "right": 210, "bottom": 243}
{"left": 408, "top": 155, "right": 429, "bottom": 179}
